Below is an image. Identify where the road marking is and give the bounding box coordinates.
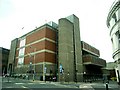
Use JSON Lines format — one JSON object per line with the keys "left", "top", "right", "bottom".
{"left": 15, "top": 82, "right": 46, "bottom": 85}
{"left": 39, "top": 83, "right": 46, "bottom": 84}
{"left": 15, "top": 83, "right": 24, "bottom": 84}
{"left": 79, "top": 85, "right": 95, "bottom": 90}
{"left": 15, "top": 82, "right": 34, "bottom": 85}
{"left": 28, "top": 83, "right": 34, "bottom": 84}
{"left": 22, "top": 86, "right": 28, "bottom": 88}
{"left": 83, "top": 86, "right": 88, "bottom": 88}
{"left": 51, "top": 83, "right": 76, "bottom": 88}
{"left": 3, "top": 81, "right": 12, "bottom": 83}
{"left": 5, "top": 87, "right": 13, "bottom": 88}
{"left": 28, "top": 82, "right": 46, "bottom": 84}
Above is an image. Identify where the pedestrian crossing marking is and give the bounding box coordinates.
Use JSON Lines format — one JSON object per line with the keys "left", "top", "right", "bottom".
{"left": 15, "top": 82, "right": 46, "bottom": 85}
{"left": 39, "top": 83, "right": 46, "bottom": 84}
{"left": 15, "top": 83, "right": 24, "bottom": 84}
{"left": 22, "top": 86, "right": 28, "bottom": 88}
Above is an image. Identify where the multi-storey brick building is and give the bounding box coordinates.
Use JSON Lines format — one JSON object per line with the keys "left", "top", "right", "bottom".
{"left": 8, "top": 22, "right": 58, "bottom": 80}
{"left": 8, "top": 14, "right": 106, "bottom": 82}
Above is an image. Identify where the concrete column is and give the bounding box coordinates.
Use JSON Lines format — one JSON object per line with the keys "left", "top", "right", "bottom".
{"left": 8, "top": 38, "right": 18, "bottom": 75}
{"left": 58, "top": 18, "right": 74, "bottom": 82}
{"left": 66, "top": 14, "right": 83, "bottom": 82}
{"left": 58, "top": 14, "right": 83, "bottom": 82}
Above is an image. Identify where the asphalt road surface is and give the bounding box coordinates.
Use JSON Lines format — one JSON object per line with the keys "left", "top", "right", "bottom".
{"left": 1, "top": 76, "right": 120, "bottom": 90}
{"left": 1, "top": 77, "right": 79, "bottom": 89}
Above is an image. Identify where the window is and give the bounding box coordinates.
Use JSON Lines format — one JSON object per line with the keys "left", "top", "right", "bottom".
{"left": 116, "top": 8, "right": 120, "bottom": 21}
{"left": 19, "top": 48, "right": 25, "bottom": 56}
{"left": 112, "top": 13, "right": 117, "bottom": 22}
{"left": 20, "top": 38, "right": 26, "bottom": 47}
{"left": 111, "top": 38, "right": 114, "bottom": 49}
{"left": 110, "top": 18, "right": 115, "bottom": 27}
{"left": 118, "top": 32, "right": 120, "bottom": 44}
{"left": 18, "top": 57, "right": 24, "bottom": 65}
{"left": 18, "top": 38, "right": 26, "bottom": 66}
{"left": 18, "top": 48, "right": 25, "bottom": 66}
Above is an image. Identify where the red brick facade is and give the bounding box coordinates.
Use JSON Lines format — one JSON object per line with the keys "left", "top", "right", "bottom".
{"left": 15, "top": 25, "right": 57, "bottom": 67}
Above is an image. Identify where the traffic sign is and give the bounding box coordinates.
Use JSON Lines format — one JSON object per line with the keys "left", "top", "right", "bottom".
{"left": 59, "top": 64, "right": 63, "bottom": 74}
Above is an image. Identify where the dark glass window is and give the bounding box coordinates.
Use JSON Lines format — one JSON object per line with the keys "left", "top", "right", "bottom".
{"left": 113, "top": 13, "right": 117, "bottom": 22}
{"left": 111, "top": 38, "right": 113, "bottom": 43}
{"left": 118, "top": 32, "right": 120, "bottom": 44}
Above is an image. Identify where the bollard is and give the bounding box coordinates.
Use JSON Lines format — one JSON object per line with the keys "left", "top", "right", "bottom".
{"left": 106, "top": 82, "right": 108, "bottom": 90}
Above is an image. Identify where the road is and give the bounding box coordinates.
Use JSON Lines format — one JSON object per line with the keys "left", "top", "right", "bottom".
{"left": 1, "top": 76, "right": 120, "bottom": 90}
{"left": 1, "top": 76, "right": 79, "bottom": 89}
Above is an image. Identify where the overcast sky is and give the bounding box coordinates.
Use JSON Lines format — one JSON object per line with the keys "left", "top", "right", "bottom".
{"left": 0, "top": 0, "right": 114, "bottom": 62}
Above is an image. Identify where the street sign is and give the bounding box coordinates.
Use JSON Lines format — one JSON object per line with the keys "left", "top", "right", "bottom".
{"left": 59, "top": 64, "right": 63, "bottom": 74}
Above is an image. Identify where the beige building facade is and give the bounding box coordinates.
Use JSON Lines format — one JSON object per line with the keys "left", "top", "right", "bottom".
{"left": 106, "top": 0, "right": 120, "bottom": 84}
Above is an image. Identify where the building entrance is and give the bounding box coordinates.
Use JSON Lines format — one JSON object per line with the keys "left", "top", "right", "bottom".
{"left": 83, "top": 64, "right": 103, "bottom": 82}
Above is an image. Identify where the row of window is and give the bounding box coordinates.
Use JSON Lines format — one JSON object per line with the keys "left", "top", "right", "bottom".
{"left": 111, "top": 31, "right": 120, "bottom": 52}
{"left": 82, "top": 42, "right": 100, "bottom": 56}
{"left": 18, "top": 38, "right": 26, "bottom": 66}
{"left": 109, "top": 8, "right": 120, "bottom": 28}
{"left": 119, "top": 32, "right": 120, "bottom": 43}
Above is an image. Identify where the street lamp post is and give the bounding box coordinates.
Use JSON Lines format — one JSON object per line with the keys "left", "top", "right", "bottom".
{"left": 29, "top": 47, "right": 36, "bottom": 81}
{"left": 33, "top": 48, "right": 36, "bottom": 81}
{"left": 43, "top": 62, "right": 45, "bottom": 81}
{"left": 59, "top": 63, "right": 63, "bottom": 83}
{"left": 43, "top": 63, "right": 46, "bottom": 81}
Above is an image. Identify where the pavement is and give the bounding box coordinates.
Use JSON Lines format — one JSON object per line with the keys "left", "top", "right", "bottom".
{"left": 29, "top": 79, "right": 120, "bottom": 89}
{"left": 79, "top": 81, "right": 120, "bottom": 90}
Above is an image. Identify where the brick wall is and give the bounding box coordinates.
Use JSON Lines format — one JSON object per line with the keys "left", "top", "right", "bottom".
{"left": 15, "top": 25, "right": 57, "bottom": 67}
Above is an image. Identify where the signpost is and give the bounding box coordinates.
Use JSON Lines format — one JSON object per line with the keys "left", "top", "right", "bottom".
{"left": 59, "top": 64, "right": 63, "bottom": 74}
{"left": 43, "top": 63, "right": 47, "bottom": 81}
{"left": 59, "top": 64, "right": 64, "bottom": 83}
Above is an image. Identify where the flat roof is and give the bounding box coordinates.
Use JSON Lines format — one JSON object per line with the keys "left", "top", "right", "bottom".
{"left": 18, "top": 23, "right": 58, "bottom": 40}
